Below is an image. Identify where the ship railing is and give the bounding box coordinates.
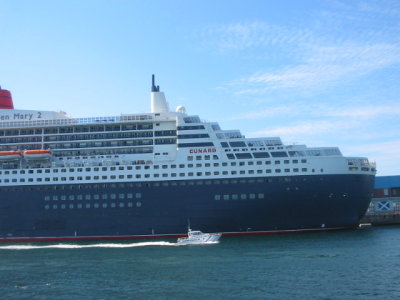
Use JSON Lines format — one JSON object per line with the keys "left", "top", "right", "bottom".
{"left": 0, "top": 114, "right": 154, "bottom": 128}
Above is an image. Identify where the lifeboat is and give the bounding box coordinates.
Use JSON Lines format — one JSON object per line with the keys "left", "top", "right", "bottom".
{"left": 0, "top": 150, "right": 22, "bottom": 161}
{"left": 23, "top": 149, "right": 52, "bottom": 160}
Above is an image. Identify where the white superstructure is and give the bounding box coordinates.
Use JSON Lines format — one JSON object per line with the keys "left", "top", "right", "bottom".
{"left": 0, "top": 76, "right": 376, "bottom": 187}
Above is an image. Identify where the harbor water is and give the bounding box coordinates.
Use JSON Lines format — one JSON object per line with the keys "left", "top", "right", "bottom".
{"left": 1, "top": 226, "right": 399, "bottom": 300}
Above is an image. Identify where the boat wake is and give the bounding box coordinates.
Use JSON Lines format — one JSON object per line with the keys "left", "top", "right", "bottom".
{"left": 0, "top": 241, "right": 177, "bottom": 250}
{"left": 0, "top": 240, "right": 221, "bottom": 250}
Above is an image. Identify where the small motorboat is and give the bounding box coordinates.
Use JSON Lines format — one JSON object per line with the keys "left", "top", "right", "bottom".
{"left": 177, "top": 228, "right": 222, "bottom": 245}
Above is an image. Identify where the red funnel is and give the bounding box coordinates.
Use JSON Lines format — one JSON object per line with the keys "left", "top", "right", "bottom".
{"left": 0, "top": 87, "right": 14, "bottom": 109}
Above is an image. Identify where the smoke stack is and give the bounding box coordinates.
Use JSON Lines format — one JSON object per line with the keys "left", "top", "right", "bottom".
{"left": 0, "top": 87, "right": 14, "bottom": 109}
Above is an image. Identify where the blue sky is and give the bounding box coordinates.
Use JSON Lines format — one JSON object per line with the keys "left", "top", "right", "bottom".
{"left": 0, "top": 0, "right": 399, "bottom": 175}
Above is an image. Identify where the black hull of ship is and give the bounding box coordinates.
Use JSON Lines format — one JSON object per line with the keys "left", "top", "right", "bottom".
{"left": 0, "top": 174, "right": 374, "bottom": 242}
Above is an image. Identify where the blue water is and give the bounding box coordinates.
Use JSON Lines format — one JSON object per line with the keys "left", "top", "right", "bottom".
{"left": 1, "top": 226, "right": 399, "bottom": 300}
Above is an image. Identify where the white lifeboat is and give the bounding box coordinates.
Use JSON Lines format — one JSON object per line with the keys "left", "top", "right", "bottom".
{"left": 0, "top": 150, "right": 22, "bottom": 161}
{"left": 23, "top": 149, "right": 52, "bottom": 160}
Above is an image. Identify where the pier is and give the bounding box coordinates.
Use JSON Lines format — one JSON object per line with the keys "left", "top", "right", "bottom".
{"left": 361, "top": 176, "right": 400, "bottom": 225}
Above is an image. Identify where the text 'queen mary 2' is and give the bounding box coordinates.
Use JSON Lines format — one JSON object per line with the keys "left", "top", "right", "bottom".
{"left": 0, "top": 77, "right": 376, "bottom": 242}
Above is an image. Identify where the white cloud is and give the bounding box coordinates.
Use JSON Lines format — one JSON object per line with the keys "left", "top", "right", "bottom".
{"left": 235, "top": 43, "right": 400, "bottom": 94}
{"left": 202, "top": 1, "right": 400, "bottom": 94}
{"left": 230, "top": 101, "right": 400, "bottom": 121}
{"left": 322, "top": 102, "right": 400, "bottom": 118}
{"left": 249, "top": 119, "right": 359, "bottom": 137}
{"left": 228, "top": 105, "right": 300, "bottom": 120}
{"left": 202, "top": 21, "right": 314, "bottom": 51}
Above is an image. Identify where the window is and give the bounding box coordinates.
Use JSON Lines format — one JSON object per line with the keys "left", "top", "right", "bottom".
{"left": 235, "top": 153, "right": 252, "bottom": 159}
{"left": 229, "top": 141, "right": 246, "bottom": 147}
{"left": 271, "top": 151, "right": 288, "bottom": 157}
{"left": 178, "top": 142, "right": 214, "bottom": 147}
{"left": 253, "top": 152, "right": 270, "bottom": 158}
{"left": 221, "top": 142, "right": 229, "bottom": 148}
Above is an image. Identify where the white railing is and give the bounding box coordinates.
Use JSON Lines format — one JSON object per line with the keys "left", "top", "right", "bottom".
{"left": 0, "top": 114, "right": 154, "bottom": 129}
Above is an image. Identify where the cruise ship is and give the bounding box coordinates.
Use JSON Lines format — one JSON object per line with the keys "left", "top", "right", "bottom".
{"left": 0, "top": 77, "right": 376, "bottom": 242}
